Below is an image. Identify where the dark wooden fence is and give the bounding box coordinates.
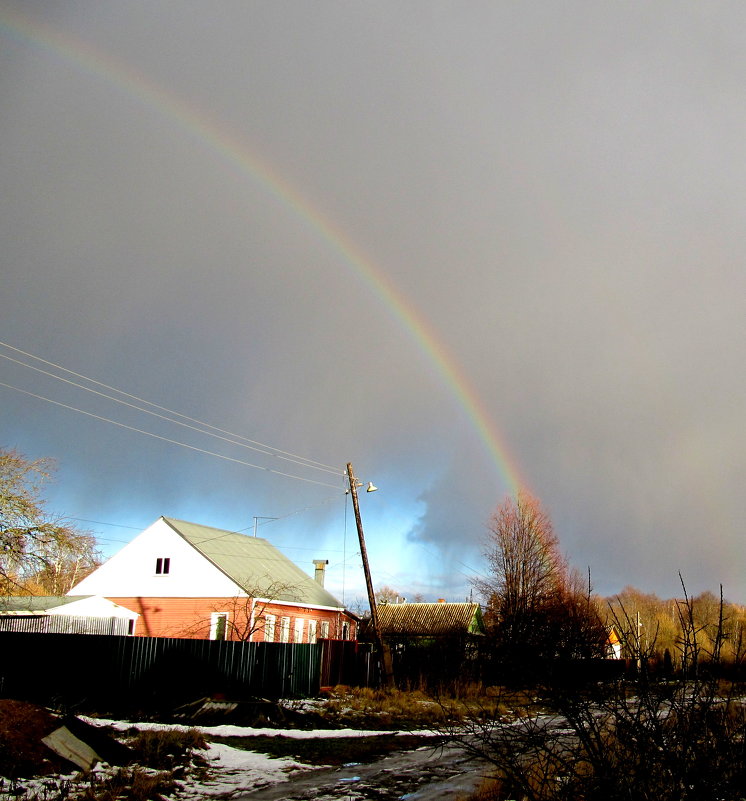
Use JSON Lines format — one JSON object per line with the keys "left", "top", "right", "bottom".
{"left": 319, "top": 639, "right": 376, "bottom": 688}
{"left": 0, "top": 632, "right": 375, "bottom": 710}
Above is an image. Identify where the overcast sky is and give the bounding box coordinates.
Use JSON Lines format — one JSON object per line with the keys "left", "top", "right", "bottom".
{"left": 1, "top": 2, "right": 745, "bottom": 606}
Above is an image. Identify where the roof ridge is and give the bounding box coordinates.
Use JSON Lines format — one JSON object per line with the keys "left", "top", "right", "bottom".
{"left": 159, "top": 517, "right": 345, "bottom": 609}
{"left": 162, "top": 516, "right": 264, "bottom": 541}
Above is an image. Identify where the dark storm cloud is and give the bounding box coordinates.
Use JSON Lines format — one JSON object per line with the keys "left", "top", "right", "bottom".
{"left": 1, "top": 2, "right": 745, "bottom": 602}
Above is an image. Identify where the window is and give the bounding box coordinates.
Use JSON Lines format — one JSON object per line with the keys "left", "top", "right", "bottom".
{"left": 294, "top": 618, "right": 304, "bottom": 643}
{"left": 308, "top": 620, "right": 317, "bottom": 644}
{"left": 280, "top": 616, "right": 290, "bottom": 643}
{"left": 210, "top": 612, "right": 228, "bottom": 641}
{"left": 263, "top": 614, "right": 276, "bottom": 642}
{"left": 342, "top": 622, "right": 350, "bottom": 641}
{"left": 155, "top": 557, "right": 171, "bottom": 575}
{"left": 320, "top": 620, "right": 330, "bottom": 639}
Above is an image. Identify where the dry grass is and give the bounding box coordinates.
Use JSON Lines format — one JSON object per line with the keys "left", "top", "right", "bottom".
{"left": 464, "top": 776, "right": 512, "bottom": 801}
{"left": 124, "top": 727, "right": 208, "bottom": 771}
{"left": 75, "top": 767, "right": 178, "bottom": 801}
{"left": 321, "top": 684, "right": 511, "bottom": 729}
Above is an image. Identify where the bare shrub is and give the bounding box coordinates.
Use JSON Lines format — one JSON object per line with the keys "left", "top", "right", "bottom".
{"left": 453, "top": 583, "right": 746, "bottom": 801}
{"left": 77, "top": 767, "right": 177, "bottom": 801}
{"left": 126, "top": 727, "right": 208, "bottom": 771}
{"left": 322, "top": 685, "right": 507, "bottom": 729}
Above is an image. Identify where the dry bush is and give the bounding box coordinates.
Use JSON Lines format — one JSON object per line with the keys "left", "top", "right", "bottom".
{"left": 465, "top": 776, "right": 511, "bottom": 801}
{"left": 322, "top": 685, "right": 508, "bottom": 728}
{"left": 454, "top": 586, "right": 746, "bottom": 801}
{"left": 77, "top": 767, "right": 177, "bottom": 801}
{"left": 125, "top": 728, "right": 208, "bottom": 771}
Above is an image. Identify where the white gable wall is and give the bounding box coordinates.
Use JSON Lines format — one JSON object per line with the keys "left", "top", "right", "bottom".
{"left": 69, "top": 518, "right": 245, "bottom": 598}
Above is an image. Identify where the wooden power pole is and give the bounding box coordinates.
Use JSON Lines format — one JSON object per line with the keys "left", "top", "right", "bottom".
{"left": 346, "top": 462, "right": 395, "bottom": 688}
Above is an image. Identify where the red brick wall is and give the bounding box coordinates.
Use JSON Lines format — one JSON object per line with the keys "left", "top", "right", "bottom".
{"left": 107, "top": 597, "right": 357, "bottom": 642}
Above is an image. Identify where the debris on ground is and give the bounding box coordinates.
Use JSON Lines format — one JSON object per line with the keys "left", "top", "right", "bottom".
{"left": 0, "top": 699, "right": 132, "bottom": 779}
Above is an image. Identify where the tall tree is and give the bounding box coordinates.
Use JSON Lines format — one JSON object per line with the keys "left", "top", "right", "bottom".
{"left": 0, "top": 447, "right": 99, "bottom": 595}
{"left": 476, "top": 492, "right": 606, "bottom": 672}
{"left": 477, "top": 492, "right": 565, "bottom": 638}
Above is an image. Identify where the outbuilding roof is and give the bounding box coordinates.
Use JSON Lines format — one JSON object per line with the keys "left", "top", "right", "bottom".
{"left": 0, "top": 596, "right": 91, "bottom": 613}
{"left": 162, "top": 517, "right": 345, "bottom": 610}
{"left": 377, "top": 602, "right": 485, "bottom": 636}
{"left": 0, "top": 595, "right": 138, "bottom": 618}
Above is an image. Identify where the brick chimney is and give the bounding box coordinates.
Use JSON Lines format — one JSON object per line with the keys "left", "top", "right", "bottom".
{"left": 313, "top": 559, "right": 329, "bottom": 587}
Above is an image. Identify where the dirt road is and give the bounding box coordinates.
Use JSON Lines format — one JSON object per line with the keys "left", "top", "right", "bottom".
{"left": 236, "top": 740, "right": 489, "bottom": 801}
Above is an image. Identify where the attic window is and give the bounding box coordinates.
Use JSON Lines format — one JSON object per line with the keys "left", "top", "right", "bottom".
{"left": 155, "top": 557, "right": 171, "bottom": 575}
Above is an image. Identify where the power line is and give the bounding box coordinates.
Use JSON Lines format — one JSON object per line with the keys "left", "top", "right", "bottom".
{"left": 0, "top": 380, "right": 342, "bottom": 489}
{"left": 0, "top": 341, "right": 342, "bottom": 476}
{"left": 67, "top": 517, "right": 143, "bottom": 531}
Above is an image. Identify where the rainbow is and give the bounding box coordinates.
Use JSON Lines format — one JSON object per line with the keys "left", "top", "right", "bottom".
{"left": 0, "top": 7, "right": 527, "bottom": 497}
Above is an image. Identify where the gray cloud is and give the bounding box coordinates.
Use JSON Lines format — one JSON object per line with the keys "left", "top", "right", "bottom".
{"left": 1, "top": 2, "right": 745, "bottom": 603}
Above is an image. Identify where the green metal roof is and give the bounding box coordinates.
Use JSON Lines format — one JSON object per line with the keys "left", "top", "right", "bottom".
{"left": 0, "top": 596, "right": 93, "bottom": 613}
{"left": 162, "top": 517, "right": 344, "bottom": 609}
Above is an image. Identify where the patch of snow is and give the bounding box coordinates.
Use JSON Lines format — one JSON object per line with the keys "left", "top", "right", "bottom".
{"left": 177, "top": 741, "right": 312, "bottom": 799}
{"left": 0, "top": 743, "right": 315, "bottom": 801}
{"left": 1, "top": 717, "right": 443, "bottom": 801}
{"left": 82, "top": 717, "right": 439, "bottom": 739}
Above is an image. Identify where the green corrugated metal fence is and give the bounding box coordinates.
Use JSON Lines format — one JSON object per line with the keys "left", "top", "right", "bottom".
{"left": 0, "top": 632, "right": 335, "bottom": 707}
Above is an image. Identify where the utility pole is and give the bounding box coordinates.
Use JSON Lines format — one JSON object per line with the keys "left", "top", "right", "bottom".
{"left": 346, "top": 462, "right": 394, "bottom": 688}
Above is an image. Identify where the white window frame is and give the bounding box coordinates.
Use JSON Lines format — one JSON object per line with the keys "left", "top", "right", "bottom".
{"left": 263, "top": 614, "right": 276, "bottom": 642}
{"left": 308, "top": 620, "right": 317, "bottom": 644}
{"left": 210, "top": 612, "right": 229, "bottom": 641}
{"left": 294, "top": 618, "right": 304, "bottom": 643}
{"left": 280, "top": 616, "right": 291, "bottom": 643}
{"left": 320, "top": 620, "right": 330, "bottom": 639}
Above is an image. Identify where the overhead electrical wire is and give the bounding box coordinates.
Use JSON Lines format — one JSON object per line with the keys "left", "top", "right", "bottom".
{"left": 0, "top": 341, "right": 342, "bottom": 476}
{"left": 0, "top": 342, "right": 378, "bottom": 568}
{"left": 0, "top": 380, "right": 342, "bottom": 489}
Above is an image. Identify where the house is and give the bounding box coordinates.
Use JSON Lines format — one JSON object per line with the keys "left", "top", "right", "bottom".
{"left": 0, "top": 595, "right": 138, "bottom": 635}
{"left": 376, "top": 601, "right": 486, "bottom": 642}
{"left": 605, "top": 626, "right": 622, "bottom": 660}
{"left": 372, "top": 601, "right": 485, "bottom": 687}
{"left": 68, "top": 517, "right": 357, "bottom": 642}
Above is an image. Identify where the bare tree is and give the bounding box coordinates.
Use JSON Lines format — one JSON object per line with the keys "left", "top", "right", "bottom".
{"left": 376, "top": 585, "right": 407, "bottom": 604}
{"left": 478, "top": 493, "right": 565, "bottom": 626}
{"left": 446, "top": 583, "right": 746, "bottom": 801}
{"left": 23, "top": 530, "right": 101, "bottom": 595}
{"left": 176, "top": 578, "right": 300, "bottom": 641}
{"left": 0, "top": 447, "right": 99, "bottom": 596}
{"left": 475, "top": 493, "right": 607, "bottom": 675}
{"left": 476, "top": 493, "right": 567, "bottom": 643}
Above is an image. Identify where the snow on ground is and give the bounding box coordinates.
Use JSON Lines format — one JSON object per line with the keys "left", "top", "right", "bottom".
{"left": 0, "top": 718, "right": 442, "bottom": 801}
{"left": 87, "top": 718, "right": 439, "bottom": 800}
{"left": 176, "top": 740, "right": 311, "bottom": 799}
{"left": 0, "top": 741, "right": 302, "bottom": 801}
{"left": 86, "top": 717, "right": 437, "bottom": 738}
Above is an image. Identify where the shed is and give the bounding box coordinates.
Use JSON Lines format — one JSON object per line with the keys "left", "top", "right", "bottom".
{"left": 0, "top": 595, "right": 138, "bottom": 635}
{"left": 377, "top": 602, "right": 485, "bottom": 639}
